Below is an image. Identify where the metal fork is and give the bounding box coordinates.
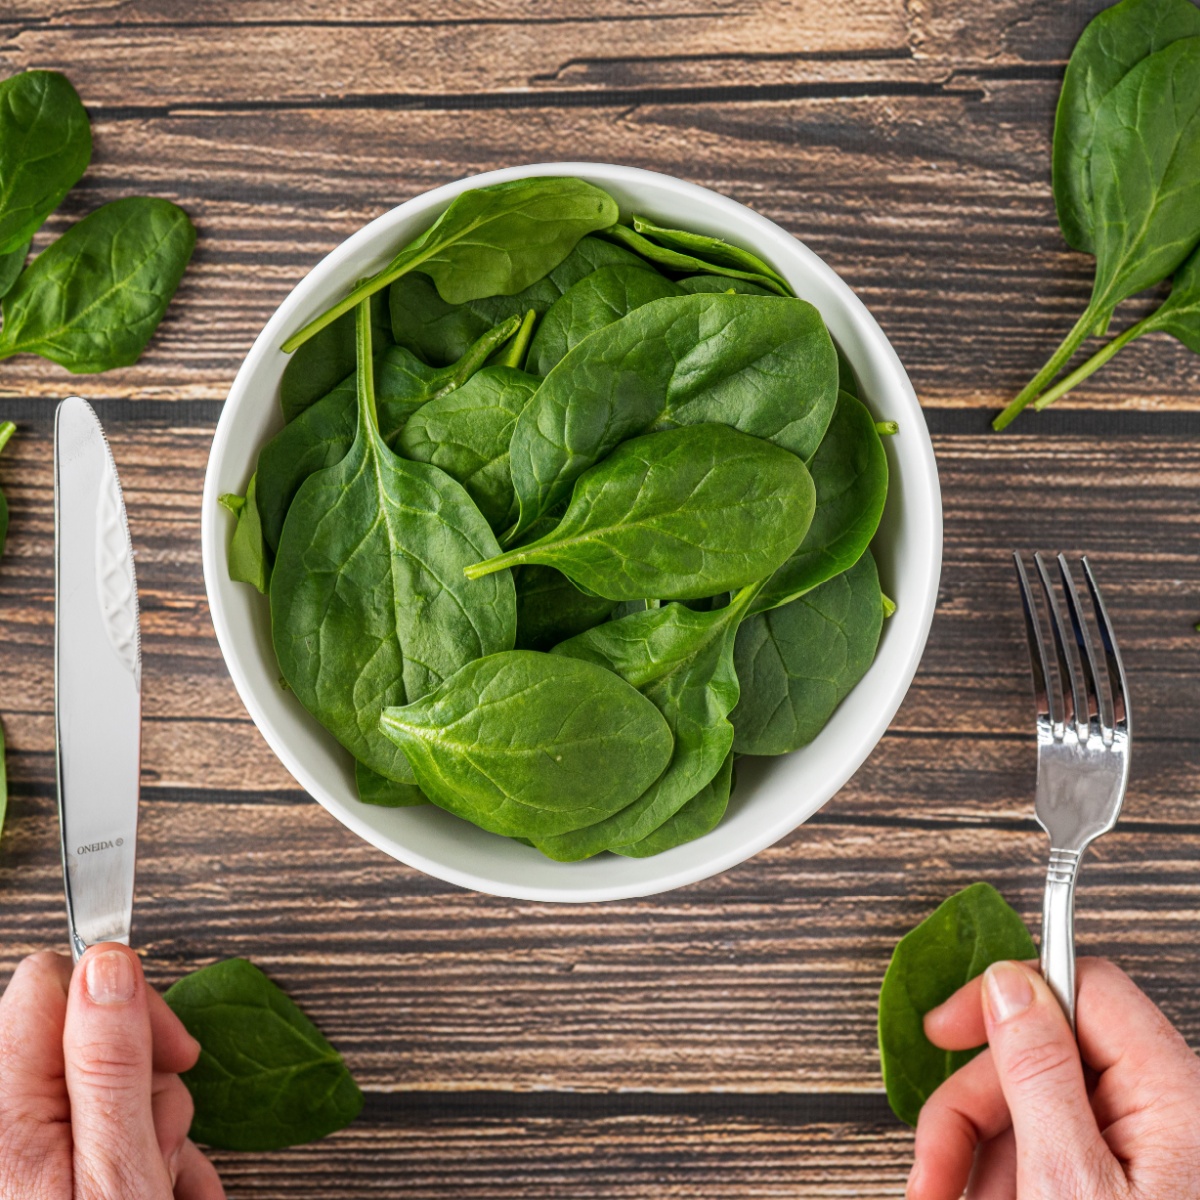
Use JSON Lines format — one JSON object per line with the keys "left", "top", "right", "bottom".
{"left": 1013, "top": 553, "right": 1131, "bottom": 1030}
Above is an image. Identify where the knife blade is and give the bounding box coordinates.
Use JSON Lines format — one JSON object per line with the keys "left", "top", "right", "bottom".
{"left": 54, "top": 397, "right": 141, "bottom": 962}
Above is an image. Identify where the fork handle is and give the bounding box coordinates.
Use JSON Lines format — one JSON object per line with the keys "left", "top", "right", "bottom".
{"left": 1041, "top": 847, "right": 1083, "bottom": 1032}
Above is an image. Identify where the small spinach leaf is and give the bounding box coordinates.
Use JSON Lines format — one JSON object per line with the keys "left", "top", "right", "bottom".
{"left": 676, "top": 274, "right": 773, "bottom": 296}
{"left": 614, "top": 748, "right": 734, "bottom": 857}
{"left": 514, "top": 564, "right": 619, "bottom": 651}
{"left": 164, "top": 958, "right": 363, "bottom": 1152}
{"left": 379, "top": 650, "right": 674, "bottom": 840}
{"left": 355, "top": 759, "right": 427, "bottom": 807}
{"left": 219, "top": 474, "right": 270, "bottom": 595}
{"left": 631, "top": 214, "right": 792, "bottom": 295}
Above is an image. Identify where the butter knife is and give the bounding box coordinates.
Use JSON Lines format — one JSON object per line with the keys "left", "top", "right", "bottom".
{"left": 54, "top": 397, "right": 141, "bottom": 962}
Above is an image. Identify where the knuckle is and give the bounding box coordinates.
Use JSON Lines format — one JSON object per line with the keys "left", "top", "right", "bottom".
{"left": 70, "top": 1035, "right": 147, "bottom": 1090}
{"left": 1002, "top": 1038, "right": 1078, "bottom": 1091}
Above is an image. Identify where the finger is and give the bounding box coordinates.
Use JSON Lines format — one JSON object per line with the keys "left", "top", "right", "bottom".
{"left": 152, "top": 1072, "right": 195, "bottom": 1183}
{"left": 908, "top": 1048, "right": 1011, "bottom": 1200}
{"left": 966, "top": 1128, "right": 1016, "bottom": 1200}
{"left": 982, "top": 960, "right": 1122, "bottom": 1196}
{"left": 924, "top": 959, "right": 1038, "bottom": 1052}
{"left": 173, "top": 1139, "right": 227, "bottom": 1200}
{"left": 64, "top": 943, "right": 174, "bottom": 1200}
{"left": 0, "top": 951, "right": 72, "bottom": 1124}
{"left": 148, "top": 986, "right": 201, "bottom": 1075}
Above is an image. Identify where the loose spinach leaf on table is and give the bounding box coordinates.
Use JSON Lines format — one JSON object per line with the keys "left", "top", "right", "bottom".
{"left": 731, "top": 549, "right": 883, "bottom": 755}
{"left": 379, "top": 650, "right": 674, "bottom": 840}
{"left": 615, "top": 748, "right": 734, "bottom": 857}
{"left": 218, "top": 474, "right": 270, "bottom": 595}
{"left": 631, "top": 214, "right": 792, "bottom": 295}
{"left": 398, "top": 365, "right": 538, "bottom": 531}
{"left": 540, "top": 582, "right": 760, "bottom": 860}
{"left": 468, "top": 424, "right": 816, "bottom": 601}
{"left": 0, "top": 70, "right": 91, "bottom": 256}
{"left": 753, "top": 391, "right": 888, "bottom": 614}
{"left": 164, "top": 958, "right": 363, "bottom": 1152}
{"left": 388, "top": 235, "right": 650, "bottom": 367}
{"left": 0, "top": 197, "right": 196, "bottom": 373}
{"left": 878, "top": 883, "right": 1037, "bottom": 1126}
{"left": 507, "top": 292, "right": 837, "bottom": 536}
{"left": 0, "top": 241, "right": 29, "bottom": 301}
{"left": 270, "top": 301, "right": 515, "bottom": 783}
{"left": 355, "top": 759, "right": 427, "bottom": 807}
{"left": 284, "top": 177, "right": 619, "bottom": 351}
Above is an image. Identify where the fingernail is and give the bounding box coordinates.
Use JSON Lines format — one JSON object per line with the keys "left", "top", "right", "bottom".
{"left": 84, "top": 949, "right": 136, "bottom": 1005}
{"left": 906, "top": 1159, "right": 923, "bottom": 1198}
{"left": 984, "top": 960, "right": 1034, "bottom": 1024}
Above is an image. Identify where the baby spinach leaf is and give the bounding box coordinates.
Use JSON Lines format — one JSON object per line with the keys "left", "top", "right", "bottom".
{"left": 388, "top": 235, "right": 649, "bottom": 367}
{"left": 279, "top": 290, "right": 392, "bottom": 423}
{"left": 676, "top": 274, "right": 773, "bottom": 296}
{"left": 526, "top": 264, "right": 681, "bottom": 375}
{"left": 164, "top": 958, "right": 363, "bottom": 1152}
{"left": 731, "top": 549, "right": 883, "bottom": 755}
{"left": 0, "top": 197, "right": 196, "bottom": 373}
{"left": 355, "top": 759, "right": 427, "bottom": 807}
{"left": 398, "top": 365, "right": 538, "bottom": 531}
{"left": 614, "top": 748, "right": 734, "bottom": 857}
{"left": 507, "top": 292, "right": 837, "bottom": 535}
{"left": 753, "top": 391, "right": 888, "bottom": 614}
{"left": 218, "top": 474, "right": 270, "bottom": 595}
{"left": 631, "top": 214, "right": 792, "bottom": 295}
{"left": 878, "top": 883, "right": 1036, "bottom": 1126}
{"left": 0, "top": 70, "right": 91, "bottom": 256}
{"left": 540, "top": 582, "right": 759, "bottom": 860}
{"left": 258, "top": 320, "right": 518, "bottom": 554}
{"left": 468, "top": 424, "right": 816, "bottom": 602}
{"left": 270, "top": 301, "right": 515, "bottom": 783}
{"left": 379, "top": 650, "right": 675, "bottom": 840}
{"left": 514, "top": 564, "right": 619, "bottom": 651}
{"left": 283, "top": 177, "right": 619, "bottom": 352}
{"left": 0, "top": 241, "right": 29, "bottom": 301}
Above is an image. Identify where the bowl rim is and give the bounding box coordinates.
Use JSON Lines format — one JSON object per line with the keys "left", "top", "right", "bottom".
{"left": 201, "top": 161, "right": 943, "bottom": 902}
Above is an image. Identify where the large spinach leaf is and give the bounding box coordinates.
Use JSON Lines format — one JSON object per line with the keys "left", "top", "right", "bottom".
{"left": 270, "top": 301, "right": 515, "bottom": 783}
{"left": 468, "top": 424, "right": 816, "bottom": 602}
{"left": 878, "top": 883, "right": 1036, "bottom": 1126}
{"left": 514, "top": 564, "right": 618, "bottom": 651}
{"left": 283, "top": 177, "right": 618, "bottom": 352}
{"left": 164, "top": 958, "right": 363, "bottom": 1152}
{"left": 753, "top": 391, "right": 887, "bottom": 614}
{"left": 615, "top": 748, "right": 734, "bottom": 858}
{"left": 507, "top": 292, "right": 837, "bottom": 535}
{"left": 631, "top": 214, "right": 792, "bottom": 295}
{"left": 398, "top": 365, "right": 538, "bottom": 531}
{"left": 0, "top": 71, "right": 91, "bottom": 256}
{"left": 0, "top": 197, "right": 196, "bottom": 372}
{"left": 219, "top": 474, "right": 270, "bottom": 594}
{"left": 379, "top": 650, "right": 674, "bottom": 840}
{"left": 0, "top": 241, "right": 29, "bottom": 301}
{"left": 355, "top": 759, "right": 427, "bottom": 808}
{"left": 731, "top": 549, "right": 883, "bottom": 755}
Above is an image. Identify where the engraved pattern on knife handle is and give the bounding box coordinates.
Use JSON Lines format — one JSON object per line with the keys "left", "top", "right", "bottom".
{"left": 95, "top": 443, "right": 141, "bottom": 688}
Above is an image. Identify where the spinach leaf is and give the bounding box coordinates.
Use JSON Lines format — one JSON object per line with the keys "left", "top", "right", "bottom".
{"left": 526, "top": 264, "right": 681, "bottom": 375}
{"left": 615, "top": 748, "right": 734, "bottom": 857}
{"left": 0, "top": 197, "right": 196, "bottom": 373}
{"left": 468, "top": 424, "right": 816, "bottom": 602}
{"left": 355, "top": 759, "right": 427, "bottom": 807}
{"left": 0, "top": 241, "right": 29, "bottom": 301}
{"left": 398, "top": 365, "right": 538, "bottom": 531}
{"left": 279, "top": 290, "right": 392, "bottom": 423}
{"left": 631, "top": 214, "right": 792, "bottom": 296}
{"left": 676, "top": 274, "right": 773, "bottom": 296}
{"left": 878, "top": 883, "right": 1036, "bottom": 1126}
{"left": 270, "top": 301, "right": 515, "bottom": 783}
{"left": 0, "top": 70, "right": 91, "bottom": 256}
{"left": 731, "top": 549, "right": 883, "bottom": 755}
{"left": 218, "top": 474, "right": 270, "bottom": 595}
{"left": 283, "top": 177, "right": 619, "bottom": 352}
{"left": 835, "top": 343, "right": 860, "bottom": 399}
{"left": 602, "top": 223, "right": 789, "bottom": 296}
{"left": 388, "top": 235, "right": 649, "bottom": 367}
{"left": 258, "top": 319, "right": 518, "bottom": 554}
{"left": 379, "top": 650, "right": 675, "bottom": 840}
{"left": 514, "top": 565, "right": 619, "bottom": 651}
{"left": 507, "top": 292, "right": 837, "bottom": 535}
{"left": 164, "top": 958, "right": 363, "bottom": 1152}
{"left": 753, "top": 391, "right": 888, "bottom": 614}
{"left": 540, "top": 582, "right": 759, "bottom": 860}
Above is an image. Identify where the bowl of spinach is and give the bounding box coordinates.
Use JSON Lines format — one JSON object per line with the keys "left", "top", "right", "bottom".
{"left": 201, "top": 163, "right": 941, "bottom": 901}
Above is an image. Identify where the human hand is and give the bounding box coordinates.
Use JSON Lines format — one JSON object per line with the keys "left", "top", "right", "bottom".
{"left": 907, "top": 956, "right": 1200, "bottom": 1199}
{"left": 0, "top": 943, "right": 225, "bottom": 1199}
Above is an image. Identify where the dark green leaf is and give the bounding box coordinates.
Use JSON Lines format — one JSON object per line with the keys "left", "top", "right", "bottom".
{"left": 0, "top": 70, "right": 91, "bottom": 256}
{"left": 0, "top": 240, "right": 29, "bottom": 300}
{"left": 218, "top": 474, "right": 270, "bottom": 595}
{"left": 355, "top": 759, "right": 427, "bottom": 807}
{"left": 469, "top": 424, "right": 816, "bottom": 602}
{"left": 0, "top": 197, "right": 196, "bottom": 373}
{"left": 514, "top": 564, "right": 618, "bottom": 651}
{"left": 835, "top": 342, "right": 860, "bottom": 398}
{"left": 379, "top": 650, "right": 675, "bottom": 840}
{"left": 675, "top": 274, "right": 773, "bottom": 296}
{"left": 878, "top": 883, "right": 1036, "bottom": 1126}
{"left": 164, "top": 958, "right": 363, "bottom": 1151}
{"left": 507, "top": 292, "right": 837, "bottom": 534}
{"left": 614, "top": 748, "right": 734, "bottom": 857}
{"left": 731, "top": 549, "right": 883, "bottom": 755}
{"left": 1144, "top": 239, "right": 1200, "bottom": 352}
{"left": 631, "top": 214, "right": 792, "bottom": 295}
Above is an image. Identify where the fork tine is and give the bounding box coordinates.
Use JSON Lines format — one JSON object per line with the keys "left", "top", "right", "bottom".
{"left": 1081, "top": 556, "right": 1130, "bottom": 737}
{"left": 1034, "top": 552, "right": 1081, "bottom": 734}
{"left": 1057, "top": 555, "right": 1109, "bottom": 740}
{"left": 1013, "top": 552, "right": 1058, "bottom": 728}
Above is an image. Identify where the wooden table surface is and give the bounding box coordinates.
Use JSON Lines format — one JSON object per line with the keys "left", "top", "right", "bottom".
{"left": 3, "top": 2, "right": 1200, "bottom": 1195}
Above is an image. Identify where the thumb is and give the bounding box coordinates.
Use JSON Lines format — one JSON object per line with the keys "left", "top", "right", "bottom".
{"left": 982, "top": 961, "right": 1118, "bottom": 1197}
{"left": 63, "top": 944, "right": 172, "bottom": 1200}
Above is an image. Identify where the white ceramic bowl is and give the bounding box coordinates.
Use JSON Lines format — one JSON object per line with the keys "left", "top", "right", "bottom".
{"left": 202, "top": 162, "right": 942, "bottom": 902}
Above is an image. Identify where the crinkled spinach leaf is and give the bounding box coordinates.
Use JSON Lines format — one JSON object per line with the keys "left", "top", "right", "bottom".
{"left": 631, "top": 214, "right": 792, "bottom": 295}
